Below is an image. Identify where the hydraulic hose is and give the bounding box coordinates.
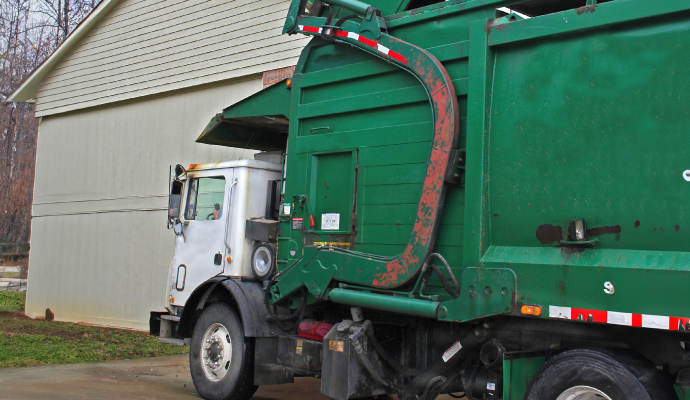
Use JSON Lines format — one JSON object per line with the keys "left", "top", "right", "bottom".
{"left": 350, "top": 330, "right": 403, "bottom": 391}
{"left": 263, "top": 283, "right": 306, "bottom": 331}
{"left": 363, "top": 320, "right": 420, "bottom": 377}
{"left": 419, "top": 253, "right": 461, "bottom": 299}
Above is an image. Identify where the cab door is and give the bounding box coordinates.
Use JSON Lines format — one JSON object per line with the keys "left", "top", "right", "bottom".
{"left": 171, "top": 170, "right": 233, "bottom": 306}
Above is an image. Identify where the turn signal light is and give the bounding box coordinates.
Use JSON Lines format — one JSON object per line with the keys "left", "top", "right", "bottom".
{"left": 227, "top": 257, "right": 232, "bottom": 263}
{"left": 521, "top": 305, "right": 542, "bottom": 316}
{"left": 286, "top": 79, "right": 292, "bottom": 88}
{"left": 171, "top": 298, "right": 175, "bottom": 303}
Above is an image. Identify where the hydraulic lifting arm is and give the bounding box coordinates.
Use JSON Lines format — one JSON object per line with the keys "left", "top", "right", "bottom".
{"left": 273, "top": 0, "right": 460, "bottom": 302}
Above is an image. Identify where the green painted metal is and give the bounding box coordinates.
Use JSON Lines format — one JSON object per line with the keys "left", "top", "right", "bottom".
{"left": 205, "top": 0, "right": 690, "bottom": 341}
{"left": 329, "top": 288, "right": 440, "bottom": 318}
{"left": 270, "top": 0, "right": 461, "bottom": 303}
{"left": 675, "top": 386, "right": 690, "bottom": 400}
{"left": 502, "top": 354, "right": 546, "bottom": 400}
{"left": 439, "top": 267, "right": 516, "bottom": 322}
{"left": 467, "top": 0, "right": 690, "bottom": 327}
{"left": 196, "top": 79, "right": 291, "bottom": 151}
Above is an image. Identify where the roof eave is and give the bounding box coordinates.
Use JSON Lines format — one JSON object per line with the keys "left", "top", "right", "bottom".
{"left": 6, "top": 0, "right": 121, "bottom": 103}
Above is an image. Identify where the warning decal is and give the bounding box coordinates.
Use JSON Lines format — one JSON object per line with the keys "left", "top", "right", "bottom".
{"left": 442, "top": 340, "right": 462, "bottom": 362}
{"left": 329, "top": 340, "right": 344, "bottom": 352}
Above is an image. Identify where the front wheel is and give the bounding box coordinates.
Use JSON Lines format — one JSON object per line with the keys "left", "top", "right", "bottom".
{"left": 190, "top": 303, "right": 258, "bottom": 400}
{"left": 525, "top": 349, "right": 676, "bottom": 400}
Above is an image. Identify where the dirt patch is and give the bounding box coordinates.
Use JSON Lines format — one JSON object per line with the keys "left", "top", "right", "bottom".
{"left": 0, "top": 311, "right": 29, "bottom": 319}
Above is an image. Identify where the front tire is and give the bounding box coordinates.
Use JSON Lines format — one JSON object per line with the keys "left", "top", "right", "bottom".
{"left": 190, "top": 303, "right": 258, "bottom": 400}
{"left": 525, "top": 349, "right": 676, "bottom": 400}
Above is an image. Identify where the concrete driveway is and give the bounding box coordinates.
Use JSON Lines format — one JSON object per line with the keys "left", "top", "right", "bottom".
{"left": 0, "top": 354, "right": 460, "bottom": 399}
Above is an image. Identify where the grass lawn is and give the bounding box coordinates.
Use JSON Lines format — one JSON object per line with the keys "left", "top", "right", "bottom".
{"left": 0, "top": 291, "right": 188, "bottom": 368}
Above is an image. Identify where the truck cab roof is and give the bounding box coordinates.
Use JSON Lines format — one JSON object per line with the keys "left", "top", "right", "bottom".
{"left": 187, "top": 159, "right": 281, "bottom": 173}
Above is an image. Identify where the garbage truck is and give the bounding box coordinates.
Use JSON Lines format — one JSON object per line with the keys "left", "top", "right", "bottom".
{"left": 150, "top": 0, "right": 690, "bottom": 398}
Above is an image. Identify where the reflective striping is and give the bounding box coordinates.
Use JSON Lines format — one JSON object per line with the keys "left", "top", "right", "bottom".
{"left": 549, "top": 305, "right": 690, "bottom": 331}
{"left": 298, "top": 25, "right": 408, "bottom": 64}
{"left": 300, "top": 25, "right": 321, "bottom": 33}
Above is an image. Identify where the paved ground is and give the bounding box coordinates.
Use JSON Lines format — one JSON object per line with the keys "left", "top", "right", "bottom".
{"left": 0, "top": 354, "right": 460, "bottom": 399}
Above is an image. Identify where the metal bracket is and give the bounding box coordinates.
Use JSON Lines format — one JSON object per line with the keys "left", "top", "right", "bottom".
{"left": 300, "top": 260, "right": 337, "bottom": 299}
{"left": 444, "top": 149, "right": 466, "bottom": 186}
{"left": 438, "top": 267, "right": 517, "bottom": 322}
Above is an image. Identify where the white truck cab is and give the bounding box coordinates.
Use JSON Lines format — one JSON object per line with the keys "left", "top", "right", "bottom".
{"left": 165, "top": 152, "right": 282, "bottom": 315}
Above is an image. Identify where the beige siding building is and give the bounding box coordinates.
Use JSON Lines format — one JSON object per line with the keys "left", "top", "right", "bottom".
{"left": 8, "top": 0, "right": 308, "bottom": 330}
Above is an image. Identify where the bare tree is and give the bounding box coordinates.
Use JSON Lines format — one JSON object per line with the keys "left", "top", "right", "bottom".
{"left": 0, "top": 0, "right": 96, "bottom": 245}
{"left": 35, "top": 0, "right": 96, "bottom": 45}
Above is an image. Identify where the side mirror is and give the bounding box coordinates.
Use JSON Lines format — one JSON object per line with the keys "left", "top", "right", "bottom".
{"left": 174, "top": 164, "right": 187, "bottom": 181}
{"left": 168, "top": 180, "right": 183, "bottom": 219}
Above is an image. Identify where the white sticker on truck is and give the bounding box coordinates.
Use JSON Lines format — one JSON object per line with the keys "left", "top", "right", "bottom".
{"left": 321, "top": 213, "right": 340, "bottom": 230}
{"left": 442, "top": 340, "right": 462, "bottom": 362}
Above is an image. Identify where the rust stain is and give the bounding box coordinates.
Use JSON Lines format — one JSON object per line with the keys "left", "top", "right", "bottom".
{"left": 323, "top": 182, "right": 329, "bottom": 190}
{"left": 576, "top": 4, "right": 597, "bottom": 15}
{"left": 586, "top": 225, "right": 621, "bottom": 241}
{"left": 676, "top": 225, "right": 681, "bottom": 231}
{"left": 371, "top": 36, "right": 459, "bottom": 288}
{"left": 536, "top": 224, "right": 563, "bottom": 245}
{"left": 634, "top": 220, "right": 640, "bottom": 228}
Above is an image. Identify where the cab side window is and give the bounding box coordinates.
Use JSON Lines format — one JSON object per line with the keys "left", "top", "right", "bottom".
{"left": 185, "top": 177, "right": 226, "bottom": 220}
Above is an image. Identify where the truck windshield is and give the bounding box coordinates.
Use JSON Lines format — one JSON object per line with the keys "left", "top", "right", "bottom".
{"left": 184, "top": 176, "right": 226, "bottom": 221}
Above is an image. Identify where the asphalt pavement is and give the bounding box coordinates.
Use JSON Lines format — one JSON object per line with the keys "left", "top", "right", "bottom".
{"left": 0, "top": 354, "right": 460, "bottom": 399}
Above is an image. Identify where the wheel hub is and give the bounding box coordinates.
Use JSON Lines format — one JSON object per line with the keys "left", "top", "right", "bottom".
{"left": 557, "top": 386, "right": 613, "bottom": 400}
{"left": 205, "top": 336, "right": 224, "bottom": 362}
{"left": 200, "top": 324, "right": 232, "bottom": 381}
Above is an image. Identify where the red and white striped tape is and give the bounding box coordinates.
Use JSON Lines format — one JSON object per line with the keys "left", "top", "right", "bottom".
{"left": 298, "top": 25, "right": 408, "bottom": 64}
{"left": 549, "top": 305, "right": 690, "bottom": 331}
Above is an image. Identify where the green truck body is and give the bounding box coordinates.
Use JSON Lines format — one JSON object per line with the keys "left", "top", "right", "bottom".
{"left": 203, "top": 0, "right": 690, "bottom": 325}
{"left": 179, "top": 0, "right": 690, "bottom": 398}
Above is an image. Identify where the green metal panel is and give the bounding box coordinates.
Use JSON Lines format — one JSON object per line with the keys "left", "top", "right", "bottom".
{"left": 308, "top": 151, "right": 356, "bottom": 233}
{"left": 464, "top": 0, "right": 690, "bottom": 325}
{"left": 502, "top": 355, "right": 546, "bottom": 400}
{"left": 196, "top": 79, "right": 292, "bottom": 151}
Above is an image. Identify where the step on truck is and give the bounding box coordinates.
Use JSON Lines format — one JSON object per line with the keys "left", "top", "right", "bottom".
{"left": 150, "top": 0, "right": 690, "bottom": 398}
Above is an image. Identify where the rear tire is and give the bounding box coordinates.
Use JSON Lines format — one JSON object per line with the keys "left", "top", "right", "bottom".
{"left": 525, "top": 349, "right": 676, "bottom": 400}
{"left": 189, "top": 303, "right": 258, "bottom": 400}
